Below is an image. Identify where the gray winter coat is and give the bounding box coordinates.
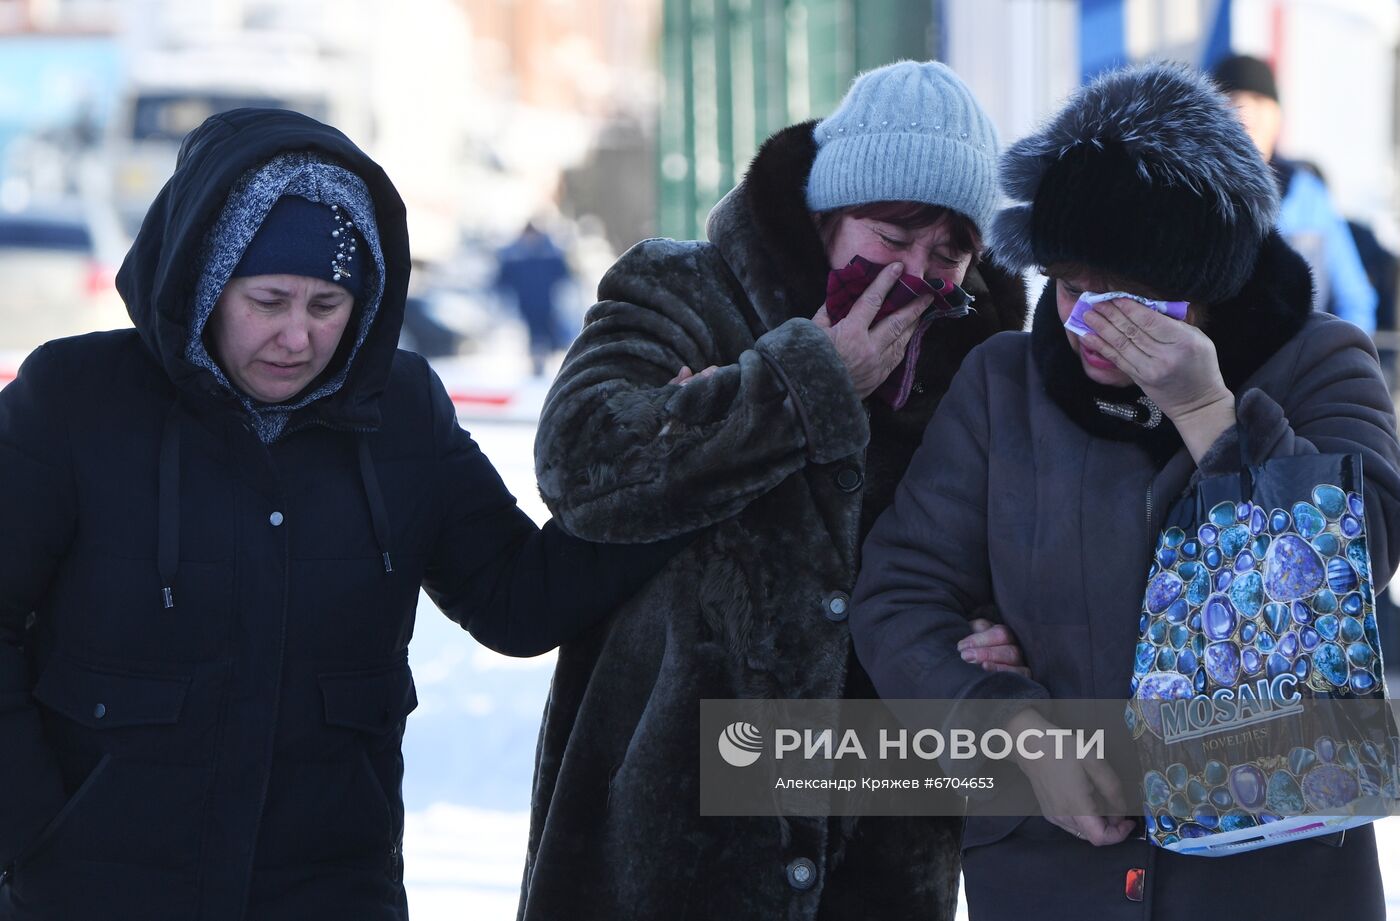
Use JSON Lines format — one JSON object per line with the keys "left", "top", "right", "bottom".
{"left": 518, "top": 122, "right": 1027, "bottom": 920}
{"left": 850, "top": 234, "right": 1400, "bottom": 920}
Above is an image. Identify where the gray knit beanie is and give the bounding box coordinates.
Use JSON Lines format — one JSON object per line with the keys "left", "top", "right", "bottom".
{"left": 805, "top": 60, "right": 999, "bottom": 234}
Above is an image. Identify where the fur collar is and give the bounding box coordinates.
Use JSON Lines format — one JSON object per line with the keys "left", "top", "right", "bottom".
{"left": 706, "top": 121, "right": 831, "bottom": 331}
{"left": 1031, "top": 231, "right": 1315, "bottom": 460}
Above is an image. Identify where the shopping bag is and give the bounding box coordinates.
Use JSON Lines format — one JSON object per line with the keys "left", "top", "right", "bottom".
{"left": 1126, "top": 451, "right": 1399, "bottom": 855}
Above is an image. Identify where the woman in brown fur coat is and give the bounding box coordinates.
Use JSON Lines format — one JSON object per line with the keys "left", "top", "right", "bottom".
{"left": 519, "top": 61, "right": 1029, "bottom": 920}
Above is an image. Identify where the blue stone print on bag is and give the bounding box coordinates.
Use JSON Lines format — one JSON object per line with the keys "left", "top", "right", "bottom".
{"left": 1128, "top": 485, "right": 1396, "bottom": 850}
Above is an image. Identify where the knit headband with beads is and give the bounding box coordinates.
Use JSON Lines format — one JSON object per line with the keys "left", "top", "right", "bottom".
{"left": 804, "top": 60, "right": 999, "bottom": 234}
{"left": 231, "top": 194, "right": 368, "bottom": 300}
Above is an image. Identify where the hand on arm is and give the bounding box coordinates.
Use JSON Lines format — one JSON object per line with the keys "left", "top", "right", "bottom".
{"left": 424, "top": 363, "right": 687, "bottom": 656}
{"left": 1006, "top": 708, "right": 1136, "bottom": 846}
{"left": 956, "top": 618, "right": 1031, "bottom": 678}
{"left": 670, "top": 365, "right": 718, "bottom": 386}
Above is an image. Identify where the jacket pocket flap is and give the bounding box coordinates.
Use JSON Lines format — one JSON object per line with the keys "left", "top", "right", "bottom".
{"left": 32, "top": 658, "right": 189, "bottom": 729}
{"left": 319, "top": 662, "right": 418, "bottom": 734}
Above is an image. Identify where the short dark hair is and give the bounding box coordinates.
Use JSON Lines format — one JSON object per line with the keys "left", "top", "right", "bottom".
{"left": 816, "top": 201, "right": 983, "bottom": 258}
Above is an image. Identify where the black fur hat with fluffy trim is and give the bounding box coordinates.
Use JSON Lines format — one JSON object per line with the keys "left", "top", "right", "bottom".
{"left": 991, "top": 62, "right": 1279, "bottom": 304}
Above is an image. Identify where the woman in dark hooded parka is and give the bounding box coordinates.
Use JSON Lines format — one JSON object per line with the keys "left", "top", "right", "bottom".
{"left": 851, "top": 64, "right": 1400, "bottom": 919}
{"left": 0, "top": 108, "right": 679, "bottom": 920}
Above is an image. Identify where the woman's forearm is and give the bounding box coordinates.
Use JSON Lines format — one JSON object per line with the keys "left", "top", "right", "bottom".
{"left": 1174, "top": 391, "right": 1238, "bottom": 466}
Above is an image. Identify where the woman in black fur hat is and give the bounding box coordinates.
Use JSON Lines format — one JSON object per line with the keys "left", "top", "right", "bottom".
{"left": 520, "top": 61, "right": 1030, "bottom": 921}
{"left": 851, "top": 62, "right": 1400, "bottom": 918}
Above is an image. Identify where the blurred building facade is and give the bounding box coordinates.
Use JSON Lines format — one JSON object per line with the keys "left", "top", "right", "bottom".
{"left": 0, "top": 0, "right": 664, "bottom": 256}
{"left": 659, "top": 0, "right": 1400, "bottom": 257}
{"left": 458, "top": 0, "right": 657, "bottom": 116}
{"left": 656, "top": 0, "right": 936, "bottom": 239}
{"left": 2, "top": 1, "right": 1395, "bottom": 283}
{"left": 455, "top": 0, "right": 664, "bottom": 250}
{"left": 0, "top": 0, "right": 118, "bottom": 33}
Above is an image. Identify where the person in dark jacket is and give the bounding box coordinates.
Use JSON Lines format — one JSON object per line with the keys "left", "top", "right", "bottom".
{"left": 519, "top": 61, "right": 1029, "bottom": 921}
{"left": 851, "top": 63, "right": 1400, "bottom": 920}
{"left": 0, "top": 108, "right": 679, "bottom": 921}
{"left": 1210, "top": 54, "right": 1378, "bottom": 333}
{"left": 494, "top": 223, "right": 573, "bottom": 376}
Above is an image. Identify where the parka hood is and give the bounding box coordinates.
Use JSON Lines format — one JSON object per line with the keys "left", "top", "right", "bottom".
{"left": 115, "top": 107, "right": 410, "bottom": 431}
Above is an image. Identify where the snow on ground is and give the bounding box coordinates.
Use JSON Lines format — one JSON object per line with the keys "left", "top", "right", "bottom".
{"left": 403, "top": 804, "right": 531, "bottom": 919}
{"left": 409, "top": 357, "right": 1400, "bottom": 920}
{"left": 400, "top": 380, "right": 552, "bottom": 919}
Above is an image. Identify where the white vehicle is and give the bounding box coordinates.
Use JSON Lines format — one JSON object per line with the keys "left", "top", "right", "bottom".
{"left": 107, "top": 36, "right": 365, "bottom": 234}
{"left": 0, "top": 204, "right": 126, "bottom": 353}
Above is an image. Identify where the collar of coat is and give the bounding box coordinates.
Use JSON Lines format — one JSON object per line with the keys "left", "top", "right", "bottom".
{"left": 1030, "top": 230, "right": 1316, "bottom": 461}
{"left": 703, "top": 119, "right": 1029, "bottom": 405}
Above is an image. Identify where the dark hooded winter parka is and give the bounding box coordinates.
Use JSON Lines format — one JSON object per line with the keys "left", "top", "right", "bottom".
{"left": 0, "top": 108, "right": 677, "bottom": 921}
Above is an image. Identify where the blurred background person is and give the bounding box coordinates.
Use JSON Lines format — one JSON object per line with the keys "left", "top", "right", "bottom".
{"left": 493, "top": 222, "right": 573, "bottom": 377}
{"left": 1211, "top": 53, "right": 1378, "bottom": 334}
{"left": 400, "top": 259, "right": 464, "bottom": 360}
{"left": 1345, "top": 201, "right": 1400, "bottom": 395}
